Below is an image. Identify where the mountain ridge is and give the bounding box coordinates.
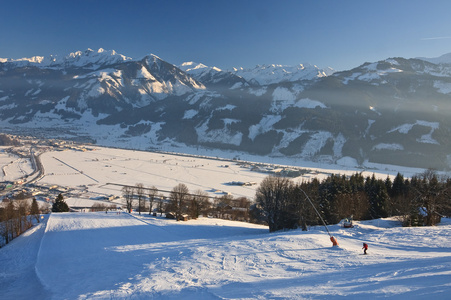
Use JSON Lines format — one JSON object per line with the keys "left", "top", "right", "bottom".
{"left": 1, "top": 48, "right": 451, "bottom": 170}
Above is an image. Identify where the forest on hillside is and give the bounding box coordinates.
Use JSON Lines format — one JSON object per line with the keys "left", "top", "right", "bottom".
{"left": 255, "top": 170, "right": 451, "bottom": 232}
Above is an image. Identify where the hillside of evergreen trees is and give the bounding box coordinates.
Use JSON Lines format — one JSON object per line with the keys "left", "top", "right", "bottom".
{"left": 254, "top": 170, "right": 451, "bottom": 232}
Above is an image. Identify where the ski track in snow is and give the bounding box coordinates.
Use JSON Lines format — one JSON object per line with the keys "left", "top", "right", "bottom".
{"left": 1, "top": 212, "right": 450, "bottom": 299}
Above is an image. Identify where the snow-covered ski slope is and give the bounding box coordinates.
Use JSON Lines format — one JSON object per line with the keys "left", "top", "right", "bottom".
{"left": 1, "top": 213, "right": 450, "bottom": 299}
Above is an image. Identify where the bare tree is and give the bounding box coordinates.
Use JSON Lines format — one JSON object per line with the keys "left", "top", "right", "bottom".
{"left": 18, "top": 200, "right": 31, "bottom": 233}
{"left": 148, "top": 186, "right": 158, "bottom": 215}
{"left": 135, "top": 183, "right": 145, "bottom": 215}
{"left": 214, "top": 194, "right": 233, "bottom": 219}
{"left": 231, "top": 197, "right": 251, "bottom": 221}
{"left": 410, "top": 169, "right": 448, "bottom": 226}
{"left": 122, "top": 185, "right": 134, "bottom": 213}
{"left": 170, "top": 183, "right": 189, "bottom": 221}
{"left": 189, "top": 189, "right": 210, "bottom": 219}
{"left": 157, "top": 194, "right": 165, "bottom": 216}
{"left": 0, "top": 200, "right": 31, "bottom": 246}
{"left": 91, "top": 203, "right": 116, "bottom": 212}
{"left": 7, "top": 201, "right": 16, "bottom": 243}
{"left": 0, "top": 205, "right": 10, "bottom": 246}
{"left": 255, "top": 176, "right": 295, "bottom": 232}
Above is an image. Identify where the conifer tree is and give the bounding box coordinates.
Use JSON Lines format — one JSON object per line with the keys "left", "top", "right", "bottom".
{"left": 30, "top": 198, "right": 40, "bottom": 223}
{"left": 52, "top": 194, "right": 70, "bottom": 212}
{"left": 365, "top": 175, "right": 389, "bottom": 219}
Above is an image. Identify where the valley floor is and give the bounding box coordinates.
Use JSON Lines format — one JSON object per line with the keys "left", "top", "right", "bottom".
{"left": 1, "top": 212, "right": 450, "bottom": 299}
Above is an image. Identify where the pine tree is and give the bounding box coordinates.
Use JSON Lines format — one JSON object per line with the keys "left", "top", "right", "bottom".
{"left": 30, "top": 198, "right": 40, "bottom": 223}
{"left": 365, "top": 174, "right": 389, "bottom": 219}
{"left": 52, "top": 194, "right": 70, "bottom": 212}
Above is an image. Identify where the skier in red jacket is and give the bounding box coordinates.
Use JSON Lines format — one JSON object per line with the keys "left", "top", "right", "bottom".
{"left": 362, "top": 242, "right": 368, "bottom": 255}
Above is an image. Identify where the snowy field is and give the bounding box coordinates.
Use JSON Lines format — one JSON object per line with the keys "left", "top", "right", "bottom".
{"left": 34, "top": 146, "right": 421, "bottom": 201}
{"left": 0, "top": 212, "right": 450, "bottom": 299}
{"left": 0, "top": 147, "right": 33, "bottom": 182}
{"left": 36, "top": 147, "right": 271, "bottom": 199}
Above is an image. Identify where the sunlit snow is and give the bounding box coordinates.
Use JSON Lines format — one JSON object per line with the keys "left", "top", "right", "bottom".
{"left": 248, "top": 115, "right": 282, "bottom": 141}
{"left": 1, "top": 210, "right": 450, "bottom": 299}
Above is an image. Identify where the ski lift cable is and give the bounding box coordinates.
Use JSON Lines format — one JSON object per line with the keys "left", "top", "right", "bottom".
{"left": 298, "top": 188, "right": 331, "bottom": 237}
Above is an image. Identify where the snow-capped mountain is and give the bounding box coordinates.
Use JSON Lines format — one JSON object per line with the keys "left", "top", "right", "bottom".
{"left": 0, "top": 48, "right": 132, "bottom": 70}
{"left": 0, "top": 50, "right": 206, "bottom": 117}
{"left": 1, "top": 48, "right": 451, "bottom": 170}
{"left": 179, "top": 62, "right": 221, "bottom": 75}
{"left": 179, "top": 62, "right": 251, "bottom": 89}
{"left": 231, "top": 63, "right": 335, "bottom": 85}
{"left": 179, "top": 61, "right": 334, "bottom": 88}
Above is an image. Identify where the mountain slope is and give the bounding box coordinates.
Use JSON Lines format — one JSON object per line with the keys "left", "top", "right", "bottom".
{"left": 0, "top": 51, "right": 206, "bottom": 121}
{"left": 179, "top": 62, "right": 251, "bottom": 89}
{"left": 1, "top": 49, "right": 451, "bottom": 170}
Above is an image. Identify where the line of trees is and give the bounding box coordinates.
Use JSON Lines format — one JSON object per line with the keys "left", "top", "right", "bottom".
{"left": 122, "top": 183, "right": 252, "bottom": 221}
{"left": 91, "top": 203, "right": 118, "bottom": 212}
{"left": 255, "top": 170, "right": 451, "bottom": 232}
{"left": 0, "top": 198, "right": 41, "bottom": 247}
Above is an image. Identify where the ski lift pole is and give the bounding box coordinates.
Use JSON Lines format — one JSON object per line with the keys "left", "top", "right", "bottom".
{"left": 299, "top": 188, "right": 339, "bottom": 246}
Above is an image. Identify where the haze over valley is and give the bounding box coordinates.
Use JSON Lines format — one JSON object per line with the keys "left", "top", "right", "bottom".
{"left": 1, "top": 49, "right": 451, "bottom": 171}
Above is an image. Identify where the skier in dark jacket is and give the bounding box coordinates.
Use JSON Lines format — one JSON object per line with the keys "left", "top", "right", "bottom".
{"left": 362, "top": 243, "right": 368, "bottom": 255}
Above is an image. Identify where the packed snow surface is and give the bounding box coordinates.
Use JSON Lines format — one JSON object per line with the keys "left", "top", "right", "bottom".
{"left": 1, "top": 213, "right": 450, "bottom": 299}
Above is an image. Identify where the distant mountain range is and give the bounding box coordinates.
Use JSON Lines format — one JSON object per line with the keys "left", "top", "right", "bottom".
{"left": 1, "top": 48, "right": 451, "bottom": 170}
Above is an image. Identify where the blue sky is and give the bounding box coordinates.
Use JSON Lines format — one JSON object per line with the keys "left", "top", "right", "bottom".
{"left": 1, "top": 0, "right": 451, "bottom": 71}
